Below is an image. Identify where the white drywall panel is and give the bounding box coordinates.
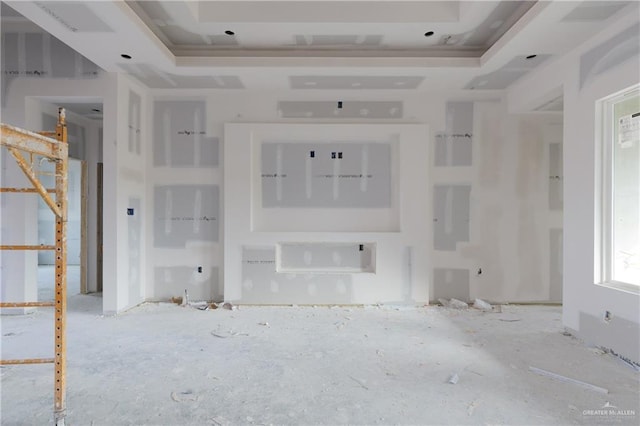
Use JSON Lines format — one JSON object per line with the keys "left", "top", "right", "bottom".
{"left": 241, "top": 246, "right": 354, "bottom": 304}
{"left": 145, "top": 96, "right": 221, "bottom": 302}
{"left": 508, "top": 9, "right": 639, "bottom": 363}
{"left": 224, "top": 123, "right": 429, "bottom": 304}
{"left": 109, "top": 73, "right": 149, "bottom": 313}
{"left": 152, "top": 100, "right": 219, "bottom": 168}
{"left": 152, "top": 184, "right": 219, "bottom": 247}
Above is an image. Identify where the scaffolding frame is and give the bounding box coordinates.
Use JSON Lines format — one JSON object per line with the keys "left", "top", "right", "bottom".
{"left": 1, "top": 108, "right": 68, "bottom": 425}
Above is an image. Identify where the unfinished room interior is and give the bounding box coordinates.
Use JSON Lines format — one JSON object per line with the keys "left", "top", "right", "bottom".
{"left": 0, "top": 0, "right": 639, "bottom": 425}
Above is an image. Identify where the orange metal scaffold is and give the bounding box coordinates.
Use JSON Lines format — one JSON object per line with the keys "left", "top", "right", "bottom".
{"left": 0, "top": 108, "right": 68, "bottom": 425}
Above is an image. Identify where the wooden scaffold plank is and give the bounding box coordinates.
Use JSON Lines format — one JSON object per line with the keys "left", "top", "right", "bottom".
{"left": 0, "top": 245, "right": 56, "bottom": 250}
{"left": 5, "top": 146, "right": 62, "bottom": 218}
{"left": 0, "top": 358, "right": 55, "bottom": 365}
{"left": 1, "top": 123, "right": 67, "bottom": 160}
{"left": 0, "top": 188, "right": 55, "bottom": 193}
{"left": 53, "top": 108, "right": 68, "bottom": 426}
{"left": 0, "top": 301, "right": 55, "bottom": 308}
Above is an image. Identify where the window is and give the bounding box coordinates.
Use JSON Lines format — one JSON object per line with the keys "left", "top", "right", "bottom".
{"left": 599, "top": 85, "right": 640, "bottom": 289}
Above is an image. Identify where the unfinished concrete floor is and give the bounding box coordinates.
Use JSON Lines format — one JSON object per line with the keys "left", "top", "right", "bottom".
{"left": 1, "top": 298, "right": 639, "bottom": 425}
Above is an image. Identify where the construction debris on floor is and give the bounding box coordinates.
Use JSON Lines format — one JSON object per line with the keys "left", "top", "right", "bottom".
{"left": 1, "top": 296, "right": 638, "bottom": 425}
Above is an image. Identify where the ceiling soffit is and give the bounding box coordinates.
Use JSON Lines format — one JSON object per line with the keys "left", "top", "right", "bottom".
{"left": 126, "top": 0, "right": 535, "bottom": 58}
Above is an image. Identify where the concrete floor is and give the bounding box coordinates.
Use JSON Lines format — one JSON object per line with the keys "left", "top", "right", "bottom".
{"left": 1, "top": 298, "right": 638, "bottom": 425}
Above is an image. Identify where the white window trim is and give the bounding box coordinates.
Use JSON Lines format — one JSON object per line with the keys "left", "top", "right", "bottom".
{"left": 595, "top": 84, "right": 640, "bottom": 295}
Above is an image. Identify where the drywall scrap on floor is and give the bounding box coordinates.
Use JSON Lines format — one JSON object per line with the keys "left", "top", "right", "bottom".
{"left": 2, "top": 302, "right": 638, "bottom": 425}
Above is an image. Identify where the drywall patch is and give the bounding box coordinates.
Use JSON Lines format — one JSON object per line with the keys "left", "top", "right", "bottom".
{"left": 549, "top": 142, "right": 563, "bottom": 210}
{"left": 433, "top": 185, "right": 471, "bottom": 251}
{"left": 241, "top": 247, "right": 354, "bottom": 304}
{"left": 128, "top": 91, "right": 141, "bottom": 155}
{"left": 549, "top": 228, "right": 563, "bottom": 302}
{"left": 155, "top": 266, "right": 220, "bottom": 301}
{"left": 1, "top": 31, "right": 100, "bottom": 105}
{"left": 120, "top": 63, "right": 244, "bottom": 89}
{"left": 277, "top": 101, "right": 403, "bottom": 119}
{"left": 562, "top": 1, "right": 629, "bottom": 22}
{"left": 439, "top": 1, "right": 532, "bottom": 47}
{"left": 290, "top": 76, "right": 424, "bottom": 90}
{"left": 435, "top": 101, "right": 474, "bottom": 166}
{"left": 294, "top": 34, "right": 383, "bottom": 47}
{"left": 464, "top": 55, "right": 551, "bottom": 90}
{"left": 261, "top": 141, "right": 391, "bottom": 208}
{"left": 580, "top": 23, "right": 640, "bottom": 89}
{"left": 128, "top": 198, "right": 141, "bottom": 304}
{"left": 153, "top": 100, "right": 218, "bottom": 167}
{"left": 34, "top": 1, "right": 113, "bottom": 32}
{"left": 432, "top": 268, "right": 470, "bottom": 301}
{"left": 153, "top": 185, "right": 219, "bottom": 248}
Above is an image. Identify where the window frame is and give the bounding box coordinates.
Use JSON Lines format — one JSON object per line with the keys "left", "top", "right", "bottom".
{"left": 596, "top": 84, "right": 640, "bottom": 293}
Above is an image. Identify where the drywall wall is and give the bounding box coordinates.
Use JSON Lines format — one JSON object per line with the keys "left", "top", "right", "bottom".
{"left": 2, "top": 69, "right": 567, "bottom": 311}
{"left": 507, "top": 8, "right": 639, "bottom": 363}
{"left": 1, "top": 75, "right": 112, "bottom": 313}
{"left": 108, "top": 73, "right": 149, "bottom": 313}
{"left": 139, "top": 89, "right": 563, "bottom": 306}
{"left": 0, "top": 72, "right": 150, "bottom": 314}
{"left": 224, "top": 123, "right": 429, "bottom": 304}
{"left": 146, "top": 97, "right": 222, "bottom": 303}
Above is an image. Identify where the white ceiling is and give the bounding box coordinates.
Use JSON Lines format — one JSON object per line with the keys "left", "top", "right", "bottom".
{"left": 1, "top": 1, "right": 636, "bottom": 91}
